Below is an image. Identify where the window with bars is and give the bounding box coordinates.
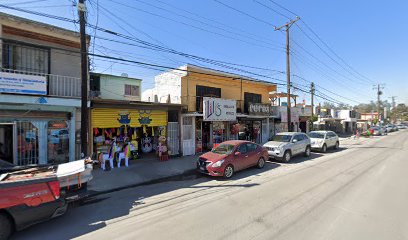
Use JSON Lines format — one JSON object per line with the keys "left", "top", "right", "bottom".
{"left": 124, "top": 84, "right": 140, "bottom": 96}
{"left": 2, "top": 42, "right": 50, "bottom": 74}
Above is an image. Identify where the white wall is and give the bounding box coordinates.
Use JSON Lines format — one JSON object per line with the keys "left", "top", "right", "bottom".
{"left": 142, "top": 69, "right": 185, "bottom": 103}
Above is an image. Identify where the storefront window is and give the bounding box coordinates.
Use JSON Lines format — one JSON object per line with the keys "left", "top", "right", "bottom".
{"left": 195, "top": 118, "right": 202, "bottom": 153}
{"left": 212, "top": 122, "right": 226, "bottom": 147}
{"left": 47, "top": 121, "right": 69, "bottom": 164}
{"left": 238, "top": 120, "right": 262, "bottom": 143}
{"left": 17, "top": 121, "right": 39, "bottom": 165}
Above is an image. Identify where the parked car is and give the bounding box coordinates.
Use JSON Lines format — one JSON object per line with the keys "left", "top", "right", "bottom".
{"left": 0, "top": 169, "right": 66, "bottom": 240}
{"left": 197, "top": 140, "right": 268, "bottom": 179}
{"left": 397, "top": 124, "right": 407, "bottom": 129}
{"left": 308, "top": 131, "right": 340, "bottom": 152}
{"left": 370, "top": 126, "right": 386, "bottom": 136}
{"left": 380, "top": 126, "right": 388, "bottom": 135}
{"left": 385, "top": 125, "right": 394, "bottom": 133}
{"left": 263, "top": 132, "right": 311, "bottom": 163}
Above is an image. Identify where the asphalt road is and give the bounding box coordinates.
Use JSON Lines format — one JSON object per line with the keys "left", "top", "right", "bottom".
{"left": 13, "top": 130, "right": 408, "bottom": 240}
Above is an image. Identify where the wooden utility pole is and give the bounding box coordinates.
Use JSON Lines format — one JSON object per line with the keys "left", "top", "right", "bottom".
{"left": 373, "top": 84, "right": 384, "bottom": 123}
{"left": 275, "top": 16, "right": 300, "bottom": 132}
{"left": 78, "top": 0, "right": 89, "bottom": 157}
{"left": 310, "top": 82, "right": 315, "bottom": 127}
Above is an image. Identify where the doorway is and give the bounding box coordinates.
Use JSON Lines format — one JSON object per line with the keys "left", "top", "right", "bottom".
{"left": 0, "top": 124, "right": 14, "bottom": 164}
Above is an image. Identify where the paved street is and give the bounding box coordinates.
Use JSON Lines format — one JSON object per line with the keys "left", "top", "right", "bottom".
{"left": 13, "top": 131, "right": 408, "bottom": 240}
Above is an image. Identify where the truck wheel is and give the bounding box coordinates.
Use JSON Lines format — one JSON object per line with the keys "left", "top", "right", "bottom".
{"left": 0, "top": 213, "right": 13, "bottom": 240}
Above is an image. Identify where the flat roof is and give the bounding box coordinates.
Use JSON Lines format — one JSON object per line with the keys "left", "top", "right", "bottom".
{"left": 0, "top": 12, "right": 80, "bottom": 38}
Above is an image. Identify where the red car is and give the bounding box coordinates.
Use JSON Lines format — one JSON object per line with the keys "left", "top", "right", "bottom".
{"left": 197, "top": 140, "right": 269, "bottom": 178}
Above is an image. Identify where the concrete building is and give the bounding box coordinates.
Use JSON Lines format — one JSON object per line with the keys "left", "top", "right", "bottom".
{"left": 90, "top": 73, "right": 142, "bottom": 101}
{"left": 143, "top": 64, "right": 277, "bottom": 156}
{"left": 0, "top": 13, "right": 87, "bottom": 165}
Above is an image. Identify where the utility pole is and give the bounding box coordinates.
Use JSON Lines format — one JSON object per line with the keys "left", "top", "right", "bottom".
{"left": 310, "top": 82, "right": 315, "bottom": 129}
{"left": 373, "top": 84, "right": 385, "bottom": 123}
{"left": 78, "top": 0, "right": 89, "bottom": 157}
{"left": 275, "top": 16, "right": 300, "bottom": 132}
{"left": 310, "top": 82, "right": 315, "bottom": 116}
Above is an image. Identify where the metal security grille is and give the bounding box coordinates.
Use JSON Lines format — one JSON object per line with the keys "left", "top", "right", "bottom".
{"left": 2, "top": 42, "right": 50, "bottom": 74}
{"left": 16, "top": 121, "right": 39, "bottom": 166}
{"left": 167, "top": 122, "right": 179, "bottom": 155}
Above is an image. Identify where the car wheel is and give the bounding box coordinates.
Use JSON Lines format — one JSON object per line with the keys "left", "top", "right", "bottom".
{"left": 334, "top": 141, "right": 339, "bottom": 150}
{"left": 283, "top": 150, "right": 291, "bottom": 163}
{"left": 321, "top": 144, "right": 327, "bottom": 153}
{"left": 305, "top": 146, "right": 311, "bottom": 157}
{"left": 257, "top": 157, "right": 265, "bottom": 169}
{"left": 0, "top": 213, "right": 13, "bottom": 240}
{"left": 224, "top": 165, "right": 234, "bottom": 179}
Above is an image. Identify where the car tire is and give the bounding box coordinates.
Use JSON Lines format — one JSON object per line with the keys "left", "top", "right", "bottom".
{"left": 304, "top": 146, "right": 311, "bottom": 157}
{"left": 0, "top": 213, "right": 13, "bottom": 240}
{"left": 321, "top": 144, "right": 327, "bottom": 153}
{"left": 334, "top": 141, "right": 339, "bottom": 150}
{"left": 282, "top": 150, "right": 291, "bottom": 163}
{"left": 257, "top": 157, "right": 265, "bottom": 169}
{"left": 224, "top": 164, "right": 234, "bottom": 179}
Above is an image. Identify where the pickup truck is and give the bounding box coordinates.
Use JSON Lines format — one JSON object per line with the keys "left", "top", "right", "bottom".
{"left": 0, "top": 159, "right": 93, "bottom": 240}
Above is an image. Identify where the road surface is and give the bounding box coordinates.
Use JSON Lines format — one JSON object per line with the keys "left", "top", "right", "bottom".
{"left": 13, "top": 131, "right": 408, "bottom": 240}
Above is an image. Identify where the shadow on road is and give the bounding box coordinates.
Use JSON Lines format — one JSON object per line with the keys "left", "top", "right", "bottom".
{"left": 12, "top": 161, "right": 280, "bottom": 240}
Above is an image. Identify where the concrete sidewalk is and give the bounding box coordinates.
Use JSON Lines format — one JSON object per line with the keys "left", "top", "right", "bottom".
{"left": 87, "top": 135, "right": 380, "bottom": 195}
{"left": 88, "top": 154, "right": 198, "bottom": 194}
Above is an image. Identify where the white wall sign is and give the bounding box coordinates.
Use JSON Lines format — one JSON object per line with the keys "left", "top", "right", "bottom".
{"left": 203, "top": 97, "right": 236, "bottom": 121}
{"left": 280, "top": 107, "right": 300, "bottom": 123}
{"left": 249, "top": 103, "right": 271, "bottom": 116}
{"left": 0, "top": 72, "right": 47, "bottom": 95}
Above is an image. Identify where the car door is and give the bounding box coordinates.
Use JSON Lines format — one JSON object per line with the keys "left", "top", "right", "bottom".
{"left": 245, "top": 143, "right": 259, "bottom": 168}
{"left": 234, "top": 143, "right": 248, "bottom": 171}
{"left": 328, "top": 132, "right": 336, "bottom": 147}
{"left": 292, "top": 134, "right": 302, "bottom": 155}
{"left": 299, "top": 134, "right": 309, "bottom": 152}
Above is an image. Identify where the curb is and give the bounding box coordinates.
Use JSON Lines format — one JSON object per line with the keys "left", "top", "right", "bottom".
{"left": 86, "top": 168, "right": 198, "bottom": 198}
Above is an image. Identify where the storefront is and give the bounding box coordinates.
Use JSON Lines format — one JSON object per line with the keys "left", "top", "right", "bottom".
{"left": 91, "top": 100, "right": 182, "bottom": 160}
{"left": 0, "top": 109, "right": 75, "bottom": 166}
{"left": 181, "top": 99, "right": 273, "bottom": 156}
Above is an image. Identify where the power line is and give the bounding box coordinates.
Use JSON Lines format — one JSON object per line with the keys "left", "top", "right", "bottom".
{"left": 265, "top": 0, "right": 375, "bottom": 84}
{"left": 294, "top": 23, "right": 372, "bottom": 85}
{"left": 213, "top": 0, "right": 276, "bottom": 27}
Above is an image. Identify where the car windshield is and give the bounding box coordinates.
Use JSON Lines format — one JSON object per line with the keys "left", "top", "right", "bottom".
{"left": 308, "top": 132, "right": 325, "bottom": 139}
{"left": 273, "top": 135, "right": 292, "bottom": 142}
{"left": 211, "top": 144, "right": 235, "bottom": 155}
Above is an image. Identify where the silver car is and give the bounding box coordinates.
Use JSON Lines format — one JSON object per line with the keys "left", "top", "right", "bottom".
{"left": 308, "top": 131, "right": 340, "bottom": 152}
{"left": 263, "top": 132, "right": 311, "bottom": 163}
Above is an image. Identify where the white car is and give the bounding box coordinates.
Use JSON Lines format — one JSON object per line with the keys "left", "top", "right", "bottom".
{"left": 308, "top": 131, "right": 339, "bottom": 152}
{"left": 263, "top": 132, "right": 311, "bottom": 163}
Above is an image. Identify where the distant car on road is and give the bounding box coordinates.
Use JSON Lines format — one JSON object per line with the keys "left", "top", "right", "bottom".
{"left": 197, "top": 140, "right": 268, "bottom": 179}
{"left": 263, "top": 132, "right": 311, "bottom": 163}
{"left": 370, "top": 126, "right": 386, "bottom": 136}
{"left": 308, "top": 131, "right": 340, "bottom": 152}
{"left": 397, "top": 124, "right": 407, "bottom": 130}
{"left": 384, "top": 125, "right": 394, "bottom": 133}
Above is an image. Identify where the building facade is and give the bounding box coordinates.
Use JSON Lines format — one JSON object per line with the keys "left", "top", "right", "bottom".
{"left": 143, "top": 64, "right": 277, "bottom": 156}
{"left": 89, "top": 73, "right": 182, "bottom": 160}
{"left": 90, "top": 73, "right": 142, "bottom": 101}
{"left": 0, "top": 13, "right": 87, "bottom": 166}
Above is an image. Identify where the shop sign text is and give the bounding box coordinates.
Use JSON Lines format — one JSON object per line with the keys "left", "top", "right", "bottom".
{"left": 249, "top": 103, "right": 271, "bottom": 116}
{"left": 0, "top": 72, "right": 47, "bottom": 95}
{"left": 203, "top": 97, "right": 236, "bottom": 121}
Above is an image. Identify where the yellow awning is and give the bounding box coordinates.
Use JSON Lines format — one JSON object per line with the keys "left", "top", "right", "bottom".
{"left": 92, "top": 108, "right": 167, "bottom": 128}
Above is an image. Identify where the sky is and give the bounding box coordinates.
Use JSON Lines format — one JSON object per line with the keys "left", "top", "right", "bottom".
{"left": 1, "top": 0, "right": 407, "bottom": 106}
